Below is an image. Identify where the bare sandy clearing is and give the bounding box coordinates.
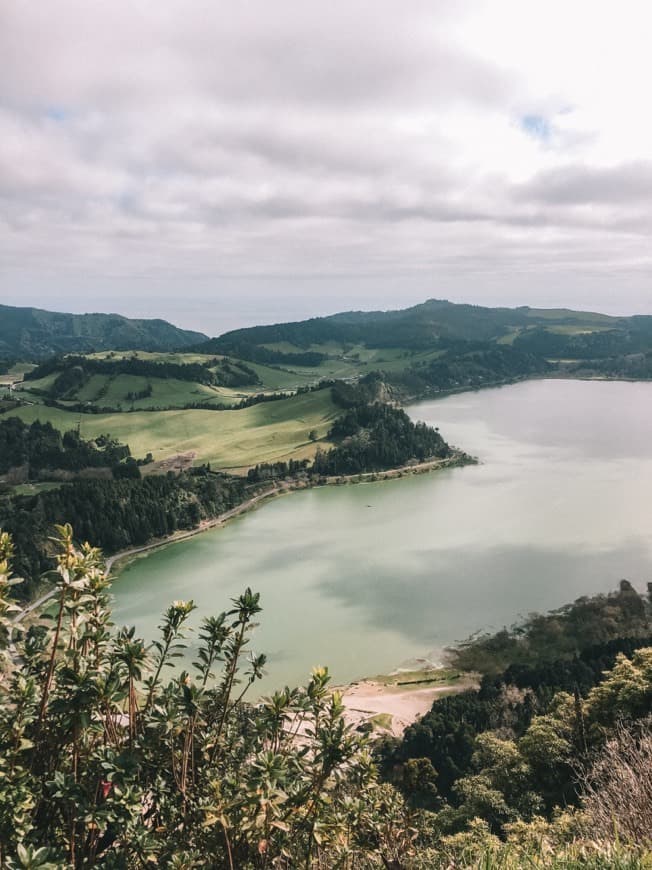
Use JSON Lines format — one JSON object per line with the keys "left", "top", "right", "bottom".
{"left": 340, "top": 675, "right": 477, "bottom": 737}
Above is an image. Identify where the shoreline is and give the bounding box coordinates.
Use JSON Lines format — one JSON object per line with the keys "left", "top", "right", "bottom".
{"left": 15, "top": 449, "right": 475, "bottom": 620}
{"left": 13, "top": 454, "right": 478, "bottom": 735}
{"left": 338, "top": 669, "right": 478, "bottom": 737}
{"left": 105, "top": 448, "right": 474, "bottom": 574}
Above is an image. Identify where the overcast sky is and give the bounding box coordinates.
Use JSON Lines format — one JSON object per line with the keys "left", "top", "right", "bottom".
{"left": 2, "top": 1, "right": 652, "bottom": 335}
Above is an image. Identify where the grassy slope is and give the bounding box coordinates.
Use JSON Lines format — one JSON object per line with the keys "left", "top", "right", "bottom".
{"left": 70, "top": 373, "right": 241, "bottom": 409}
{"left": 18, "top": 352, "right": 415, "bottom": 405}
{"left": 6, "top": 389, "right": 339, "bottom": 471}
{"left": 86, "top": 351, "right": 219, "bottom": 364}
{"left": 21, "top": 371, "right": 259, "bottom": 409}
{"left": 523, "top": 307, "right": 619, "bottom": 325}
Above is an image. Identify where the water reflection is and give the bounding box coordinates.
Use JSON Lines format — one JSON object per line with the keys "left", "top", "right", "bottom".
{"left": 113, "top": 379, "right": 652, "bottom": 692}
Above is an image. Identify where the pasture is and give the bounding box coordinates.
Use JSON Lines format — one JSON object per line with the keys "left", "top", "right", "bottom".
{"left": 7, "top": 388, "right": 339, "bottom": 472}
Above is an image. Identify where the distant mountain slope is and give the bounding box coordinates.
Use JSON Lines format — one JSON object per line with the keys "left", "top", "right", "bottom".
{"left": 191, "top": 298, "right": 652, "bottom": 397}
{"left": 0, "top": 304, "right": 208, "bottom": 359}
{"left": 197, "top": 299, "right": 627, "bottom": 356}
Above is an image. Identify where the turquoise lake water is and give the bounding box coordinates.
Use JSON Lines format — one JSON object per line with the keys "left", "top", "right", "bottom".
{"left": 112, "top": 379, "right": 652, "bottom": 693}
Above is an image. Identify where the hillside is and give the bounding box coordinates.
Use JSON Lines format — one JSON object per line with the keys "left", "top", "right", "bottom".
{"left": 197, "top": 299, "right": 626, "bottom": 355}
{"left": 195, "top": 299, "right": 652, "bottom": 397}
{"left": 0, "top": 303, "right": 208, "bottom": 359}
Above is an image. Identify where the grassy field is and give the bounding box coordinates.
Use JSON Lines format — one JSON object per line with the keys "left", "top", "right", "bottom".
{"left": 14, "top": 344, "right": 447, "bottom": 408}
{"left": 86, "top": 351, "right": 219, "bottom": 365}
{"left": 6, "top": 388, "right": 339, "bottom": 471}
{"left": 523, "top": 307, "right": 619, "bottom": 325}
{"left": 8, "top": 482, "right": 65, "bottom": 496}
{"left": 84, "top": 349, "right": 361, "bottom": 392}
{"left": 370, "top": 667, "right": 463, "bottom": 687}
{"left": 21, "top": 372, "right": 254, "bottom": 409}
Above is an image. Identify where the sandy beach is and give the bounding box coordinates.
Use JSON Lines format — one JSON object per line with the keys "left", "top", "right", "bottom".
{"left": 339, "top": 672, "right": 477, "bottom": 737}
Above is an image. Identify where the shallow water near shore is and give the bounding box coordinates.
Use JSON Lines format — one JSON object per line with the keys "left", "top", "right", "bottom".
{"left": 112, "top": 379, "right": 652, "bottom": 694}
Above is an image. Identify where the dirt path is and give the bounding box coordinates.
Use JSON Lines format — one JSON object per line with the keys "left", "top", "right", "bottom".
{"left": 13, "top": 588, "right": 58, "bottom": 623}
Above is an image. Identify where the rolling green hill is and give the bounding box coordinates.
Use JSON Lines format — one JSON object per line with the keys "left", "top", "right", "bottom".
{"left": 194, "top": 299, "right": 652, "bottom": 396}
{"left": 6, "top": 388, "right": 339, "bottom": 471}
{"left": 196, "top": 299, "right": 627, "bottom": 356}
{"left": 0, "top": 303, "right": 208, "bottom": 359}
{"left": 11, "top": 298, "right": 652, "bottom": 416}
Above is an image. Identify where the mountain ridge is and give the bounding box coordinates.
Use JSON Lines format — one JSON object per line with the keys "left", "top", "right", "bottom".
{"left": 194, "top": 297, "right": 632, "bottom": 356}
{"left": 0, "top": 303, "right": 208, "bottom": 359}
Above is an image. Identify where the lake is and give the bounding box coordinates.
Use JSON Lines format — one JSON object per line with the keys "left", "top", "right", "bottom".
{"left": 112, "top": 379, "right": 652, "bottom": 694}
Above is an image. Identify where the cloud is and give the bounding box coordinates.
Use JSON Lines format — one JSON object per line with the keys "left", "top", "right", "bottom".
{"left": 515, "top": 162, "right": 652, "bottom": 206}
{"left": 2, "top": 0, "right": 652, "bottom": 331}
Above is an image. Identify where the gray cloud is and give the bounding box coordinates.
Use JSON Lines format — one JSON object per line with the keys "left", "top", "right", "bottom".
{"left": 515, "top": 161, "right": 652, "bottom": 206}
{"left": 2, "top": 1, "right": 652, "bottom": 332}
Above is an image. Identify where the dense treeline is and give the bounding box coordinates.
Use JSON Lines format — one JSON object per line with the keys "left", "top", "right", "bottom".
{"left": 511, "top": 324, "right": 652, "bottom": 381}
{"left": 378, "top": 582, "right": 652, "bottom": 830}
{"left": 564, "top": 352, "right": 652, "bottom": 380}
{"left": 194, "top": 336, "right": 327, "bottom": 366}
{"left": 313, "top": 401, "right": 450, "bottom": 476}
{"left": 513, "top": 325, "right": 652, "bottom": 359}
{"left": 0, "top": 469, "right": 246, "bottom": 599}
{"left": 395, "top": 346, "right": 551, "bottom": 396}
{"left": 246, "top": 458, "right": 310, "bottom": 482}
{"left": 0, "top": 418, "right": 131, "bottom": 477}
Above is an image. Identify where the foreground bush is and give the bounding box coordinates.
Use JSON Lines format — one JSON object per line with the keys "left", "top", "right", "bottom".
{"left": 0, "top": 526, "right": 421, "bottom": 868}
{"left": 2, "top": 526, "right": 652, "bottom": 868}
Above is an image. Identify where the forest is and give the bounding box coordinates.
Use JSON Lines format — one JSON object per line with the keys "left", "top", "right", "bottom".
{"left": 0, "top": 469, "right": 247, "bottom": 601}
{"left": 377, "top": 581, "right": 652, "bottom": 829}
{"left": 397, "top": 345, "right": 551, "bottom": 396}
{"left": 0, "top": 419, "right": 131, "bottom": 477}
{"left": 312, "top": 401, "right": 451, "bottom": 476}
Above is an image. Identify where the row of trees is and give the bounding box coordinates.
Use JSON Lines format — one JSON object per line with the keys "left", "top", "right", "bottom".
{"left": 313, "top": 402, "right": 450, "bottom": 476}
{"left": 0, "top": 470, "right": 247, "bottom": 600}
{"left": 195, "top": 336, "right": 327, "bottom": 367}
{"left": 24, "top": 354, "right": 261, "bottom": 398}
